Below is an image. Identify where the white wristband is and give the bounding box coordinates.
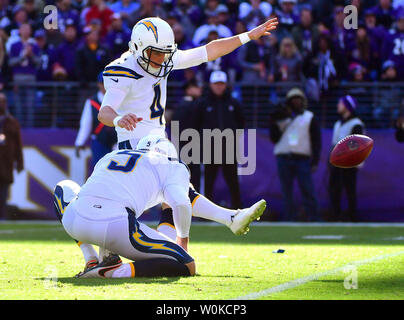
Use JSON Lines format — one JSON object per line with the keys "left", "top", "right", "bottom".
{"left": 239, "top": 32, "right": 251, "bottom": 45}
{"left": 113, "top": 116, "right": 122, "bottom": 127}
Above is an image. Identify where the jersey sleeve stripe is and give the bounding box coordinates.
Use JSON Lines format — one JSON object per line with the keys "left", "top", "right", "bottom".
{"left": 103, "top": 71, "right": 138, "bottom": 79}
{"left": 103, "top": 66, "right": 143, "bottom": 79}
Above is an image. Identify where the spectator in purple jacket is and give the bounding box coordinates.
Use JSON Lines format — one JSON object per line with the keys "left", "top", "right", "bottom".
{"left": 54, "top": 21, "right": 79, "bottom": 80}
{"left": 173, "top": 22, "right": 193, "bottom": 51}
{"left": 88, "top": 17, "right": 102, "bottom": 37}
{"left": 204, "top": 0, "right": 228, "bottom": 18}
{"left": 291, "top": 7, "right": 320, "bottom": 66}
{"left": 223, "top": 0, "right": 240, "bottom": 31}
{"left": 8, "top": 23, "right": 40, "bottom": 127}
{"left": 310, "top": 33, "right": 338, "bottom": 92}
{"left": 22, "top": 0, "right": 41, "bottom": 29}
{"left": 192, "top": 11, "right": 233, "bottom": 46}
{"left": 169, "top": 0, "right": 203, "bottom": 41}
{"left": 104, "top": 13, "right": 130, "bottom": 60}
{"left": 381, "top": 60, "right": 398, "bottom": 80}
{"left": 0, "top": 0, "right": 13, "bottom": 25}
{"left": 350, "top": 26, "right": 380, "bottom": 78}
{"left": 34, "top": 28, "right": 59, "bottom": 126}
{"left": 332, "top": 5, "right": 357, "bottom": 51}
{"left": 364, "top": 8, "right": 386, "bottom": 67}
{"left": 237, "top": 33, "right": 267, "bottom": 83}
{"left": 35, "top": 29, "right": 57, "bottom": 82}
{"left": 131, "top": 0, "right": 167, "bottom": 26}
{"left": 196, "top": 29, "right": 237, "bottom": 84}
{"left": 393, "top": 0, "right": 404, "bottom": 10}
{"left": 0, "top": 36, "right": 8, "bottom": 90}
{"left": 331, "top": 5, "right": 356, "bottom": 80}
{"left": 216, "top": 3, "right": 231, "bottom": 29}
{"left": 169, "top": 23, "right": 196, "bottom": 82}
{"left": 303, "top": 0, "right": 335, "bottom": 29}
{"left": 238, "top": 0, "right": 273, "bottom": 31}
{"left": 348, "top": 62, "right": 369, "bottom": 82}
{"left": 4, "top": 6, "right": 28, "bottom": 53}
{"left": 381, "top": 9, "right": 404, "bottom": 79}
{"left": 3, "top": 5, "right": 27, "bottom": 36}
{"left": 373, "top": 60, "right": 401, "bottom": 125}
{"left": 372, "top": 0, "right": 397, "bottom": 29}
{"left": 108, "top": 0, "right": 140, "bottom": 29}
{"left": 75, "top": 26, "right": 110, "bottom": 85}
{"left": 274, "top": 0, "right": 300, "bottom": 41}
{"left": 269, "top": 37, "right": 303, "bottom": 83}
{"left": 56, "top": 0, "right": 81, "bottom": 33}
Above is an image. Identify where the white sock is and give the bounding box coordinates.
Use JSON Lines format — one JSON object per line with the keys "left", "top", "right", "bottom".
{"left": 98, "top": 247, "right": 112, "bottom": 263}
{"left": 111, "top": 263, "right": 134, "bottom": 278}
{"left": 192, "top": 194, "right": 236, "bottom": 227}
{"left": 77, "top": 242, "right": 99, "bottom": 263}
{"left": 157, "top": 195, "right": 238, "bottom": 237}
{"left": 157, "top": 224, "right": 176, "bottom": 242}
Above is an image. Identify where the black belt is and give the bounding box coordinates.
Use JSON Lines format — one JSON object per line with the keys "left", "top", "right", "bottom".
{"left": 277, "top": 153, "right": 311, "bottom": 160}
{"left": 118, "top": 140, "right": 133, "bottom": 150}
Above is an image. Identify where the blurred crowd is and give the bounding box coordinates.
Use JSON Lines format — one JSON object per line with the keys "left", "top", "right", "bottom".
{"left": 0, "top": 0, "right": 404, "bottom": 91}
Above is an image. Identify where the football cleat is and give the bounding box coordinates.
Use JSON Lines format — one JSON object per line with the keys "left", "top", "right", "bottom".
{"left": 84, "top": 259, "right": 99, "bottom": 272}
{"left": 229, "top": 200, "right": 266, "bottom": 236}
{"left": 75, "top": 254, "right": 122, "bottom": 279}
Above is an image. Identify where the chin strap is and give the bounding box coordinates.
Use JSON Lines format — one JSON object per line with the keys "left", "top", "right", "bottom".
{"left": 128, "top": 41, "right": 136, "bottom": 53}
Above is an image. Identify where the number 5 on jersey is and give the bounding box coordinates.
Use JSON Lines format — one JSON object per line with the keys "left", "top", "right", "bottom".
{"left": 150, "top": 83, "right": 164, "bottom": 125}
{"left": 107, "top": 151, "right": 143, "bottom": 173}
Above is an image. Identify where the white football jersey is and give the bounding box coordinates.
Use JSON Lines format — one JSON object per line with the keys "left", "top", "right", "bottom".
{"left": 78, "top": 149, "right": 190, "bottom": 218}
{"left": 102, "top": 48, "right": 207, "bottom": 143}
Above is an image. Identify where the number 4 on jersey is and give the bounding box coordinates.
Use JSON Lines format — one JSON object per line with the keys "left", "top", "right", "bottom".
{"left": 150, "top": 83, "right": 164, "bottom": 125}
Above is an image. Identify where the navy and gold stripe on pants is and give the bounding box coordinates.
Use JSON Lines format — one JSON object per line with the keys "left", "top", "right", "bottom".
{"left": 126, "top": 208, "right": 194, "bottom": 264}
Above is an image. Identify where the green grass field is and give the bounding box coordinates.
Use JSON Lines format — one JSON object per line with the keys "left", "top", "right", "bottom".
{"left": 0, "top": 222, "right": 403, "bottom": 300}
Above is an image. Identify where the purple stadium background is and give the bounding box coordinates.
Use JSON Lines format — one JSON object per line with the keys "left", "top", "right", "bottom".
{"left": 12, "top": 128, "right": 404, "bottom": 222}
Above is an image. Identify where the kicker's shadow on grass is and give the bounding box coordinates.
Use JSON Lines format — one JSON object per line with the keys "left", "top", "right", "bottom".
{"left": 36, "top": 277, "right": 182, "bottom": 286}
{"left": 313, "top": 279, "right": 343, "bottom": 283}
{"left": 36, "top": 273, "right": 251, "bottom": 287}
{"left": 197, "top": 275, "right": 252, "bottom": 279}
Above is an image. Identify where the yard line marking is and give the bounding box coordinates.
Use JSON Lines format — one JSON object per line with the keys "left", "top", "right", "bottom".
{"left": 234, "top": 250, "right": 404, "bottom": 300}
{"left": 189, "top": 222, "right": 404, "bottom": 228}
{"left": 1, "top": 221, "right": 404, "bottom": 227}
{"left": 302, "top": 235, "right": 346, "bottom": 240}
{"left": 0, "top": 220, "right": 60, "bottom": 225}
{"left": 239, "top": 222, "right": 404, "bottom": 227}
{"left": 388, "top": 236, "right": 404, "bottom": 241}
{"left": 0, "top": 227, "right": 63, "bottom": 234}
{"left": 0, "top": 230, "right": 15, "bottom": 234}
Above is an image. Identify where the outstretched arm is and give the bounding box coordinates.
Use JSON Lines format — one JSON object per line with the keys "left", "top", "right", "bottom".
{"left": 206, "top": 17, "right": 278, "bottom": 61}
{"left": 173, "top": 17, "right": 278, "bottom": 70}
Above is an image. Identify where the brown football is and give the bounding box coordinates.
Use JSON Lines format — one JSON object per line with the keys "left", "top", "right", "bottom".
{"left": 330, "top": 134, "right": 374, "bottom": 168}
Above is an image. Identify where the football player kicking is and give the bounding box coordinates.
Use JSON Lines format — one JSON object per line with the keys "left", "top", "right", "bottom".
{"left": 97, "top": 16, "right": 278, "bottom": 238}
{"left": 55, "top": 16, "right": 278, "bottom": 271}
{"left": 56, "top": 136, "right": 265, "bottom": 278}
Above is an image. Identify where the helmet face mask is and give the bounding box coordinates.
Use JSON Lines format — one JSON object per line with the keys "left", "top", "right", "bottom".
{"left": 129, "top": 17, "right": 177, "bottom": 78}
{"left": 138, "top": 45, "right": 177, "bottom": 78}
